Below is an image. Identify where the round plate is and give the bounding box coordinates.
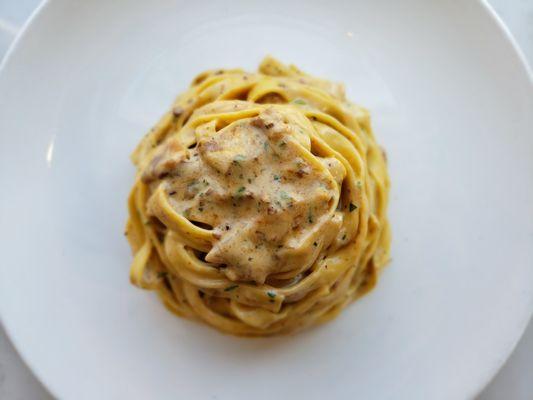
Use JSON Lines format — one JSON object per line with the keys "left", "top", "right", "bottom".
{"left": 1, "top": 1, "right": 532, "bottom": 399}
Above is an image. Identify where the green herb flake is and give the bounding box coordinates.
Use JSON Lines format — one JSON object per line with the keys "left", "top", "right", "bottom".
{"left": 280, "top": 191, "right": 291, "bottom": 201}
{"left": 233, "top": 154, "right": 246, "bottom": 165}
{"left": 349, "top": 203, "right": 358, "bottom": 212}
{"left": 292, "top": 99, "right": 306, "bottom": 105}
{"left": 273, "top": 174, "right": 281, "bottom": 182}
{"left": 267, "top": 291, "right": 276, "bottom": 299}
{"left": 224, "top": 284, "right": 239, "bottom": 292}
{"left": 313, "top": 241, "right": 318, "bottom": 247}
{"left": 342, "top": 234, "right": 347, "bottom": 240}
{"left": 237, "top": 186, "right": 246, "bottom": 193}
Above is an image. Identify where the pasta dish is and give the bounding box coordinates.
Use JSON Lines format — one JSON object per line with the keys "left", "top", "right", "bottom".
{"left": 125, "top": 57, "right": 390, "bottom": 336}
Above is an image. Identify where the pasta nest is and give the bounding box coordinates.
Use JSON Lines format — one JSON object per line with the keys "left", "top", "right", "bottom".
{"left": 126, "top": 57, "right": 390, "bottom": 336}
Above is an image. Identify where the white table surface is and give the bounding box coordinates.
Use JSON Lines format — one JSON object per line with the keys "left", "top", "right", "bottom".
{"left": 0, "top": 0, "right": 531, "bottom": 399}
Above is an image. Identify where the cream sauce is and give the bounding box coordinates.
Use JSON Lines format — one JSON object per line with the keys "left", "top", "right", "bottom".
{"left": 144, "top": 107, "right": 345, "bottom": 284}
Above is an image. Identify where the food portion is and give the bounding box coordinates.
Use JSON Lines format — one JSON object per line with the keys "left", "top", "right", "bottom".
{"left": 126, "top": 57, "right": 390, "bottom": 336}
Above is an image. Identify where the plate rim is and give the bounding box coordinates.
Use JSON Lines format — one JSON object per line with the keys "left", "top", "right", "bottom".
{"left": 0, "top": 0, "right": 531, "bottom": 399}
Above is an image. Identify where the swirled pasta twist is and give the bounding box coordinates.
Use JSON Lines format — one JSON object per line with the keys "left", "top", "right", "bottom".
{"left": 125, "top": 57, "right": 390, "bottom": 336}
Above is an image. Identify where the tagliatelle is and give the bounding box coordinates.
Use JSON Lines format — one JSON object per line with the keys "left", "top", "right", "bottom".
{"left": 125, "top": 57, "right": 390, "bottom": 336}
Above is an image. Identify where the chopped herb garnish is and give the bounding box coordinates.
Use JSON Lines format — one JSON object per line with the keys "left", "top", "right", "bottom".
{"left": 267, "top": 291, "right": 276, "bottom": 299}
{"left": 187, "top": 179, "right": 198, "bottom": 189}
{"left": 342, "top": 234, "right": 347, "bottom": 240}
{"left": 292, "top": 99, "right": 306, "bottom": 105}
{"left": 308, "top": 208, "right": 314, "bottom": 224}
{"left": 237, "top": 186, "right": 246, "bottom": 194}
{"left": 313, "top": 241, "right": 318, "bottom": 247}
{"left": 233, "top": 154, "right": 246, "bottom": 165}
{"left": 357, "top": 181, "right": 362, "bottom": 188}
{"left": 349, "top": 202, "right": 358, "bottom": 212}
{"left": 263, "top": 141, "right": 269, "bottom": 151}
{"left": 247, "top": 178, "right": 252, "bottom": 184}
{"left": 198, "top": 207, "right": 204, "bottom": 212}
{"left": 280, "top": 191, "right": 290, "bottom": 200}
{"left": 157, "top": 271, "right": 168, "bottom": 279}
{"left": 265, "top": 123, "right": 274, "bottom": 129}
{"left": 273, "top": 174, "right": 281, "bottom": 182}
{"left": 224, "top": 284, "right": 239, "bottom": 292}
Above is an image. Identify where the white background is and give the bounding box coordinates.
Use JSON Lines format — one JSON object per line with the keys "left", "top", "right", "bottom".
{"left": 0, "top": 0, "right": 531, "bottom": 399}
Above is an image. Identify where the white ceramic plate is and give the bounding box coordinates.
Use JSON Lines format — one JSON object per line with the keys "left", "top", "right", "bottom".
{"left": 1, "top": 1, "right": 532, "bottom": 399}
